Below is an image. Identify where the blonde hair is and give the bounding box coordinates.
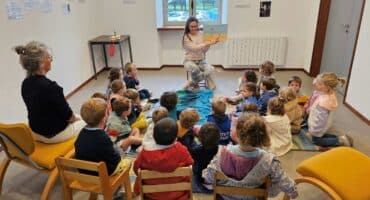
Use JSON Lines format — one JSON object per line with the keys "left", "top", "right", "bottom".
{"left": 111, "top": 80, "right": 125, "bottom": 93}
{"left": 14, "top": 41, "right": 49, "bottom": 77}
{"left": 268, "top": 97, "right": 286, "bottom": 116}
{"left": 152, "top": 107, "right": 169, "bottom": 124}
{"left": 279, "top": 87, "right": 297, "bottom": 102}
{"left": 260, "top": 60, "right": 275, "bottom": 76}
{"left": 211, "top": 99, "right": 226, "bottom": 115}
{"left": 125, "top": 62, "right": 135, "bottom": 74}
{"left": 81, "top": 98, "right": 107, "bottom": 127}
{"left": 179, "top": 108, "right": 200, "bottom": 129}
{"left": 236, "top": 114, "right": 270, "bottom": 148}
{"left": 316, "top": 72, "right": 346, "bottom": 92}
{"left": 123, "top": 88, "right": 139, "bottom": 100}
{"left": 112, "top": 97, "right": 131, "bottom": 116}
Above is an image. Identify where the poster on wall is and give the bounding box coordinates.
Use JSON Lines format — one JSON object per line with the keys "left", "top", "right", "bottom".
{"left": 40, "top": 0, "right": 52, "bottom": 13}
{"left": 6, "top": 0, "right": 24, "bottom": 20}
{"left": 260, "top": 1, "right": 271, "bottom": 17}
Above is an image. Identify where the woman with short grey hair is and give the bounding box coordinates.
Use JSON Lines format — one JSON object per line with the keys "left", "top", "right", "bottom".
{"left": 15, "top": 41, "right": 85, "bottom": 143}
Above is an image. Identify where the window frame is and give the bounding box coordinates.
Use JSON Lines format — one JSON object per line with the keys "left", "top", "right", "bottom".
{"left": 163, "top": 0, "right": 223, "bottom": 26}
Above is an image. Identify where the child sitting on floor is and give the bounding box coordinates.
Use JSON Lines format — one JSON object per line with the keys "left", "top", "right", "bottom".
{"left": 257, "top": 60, "right": 277, "bottom": 92}
{"left": 178, "top": 108, "right": 199, "bottom": 150}
{"left": 160, "top": 91, "right": 179, "bottom": 120}
{"left": 142, "top": 107, "right": 168, "bottom": 150}
{"left": 288, "top": 75, "right": 308, "bottom": 107}
{"left": 190, "top": 123, "right": 220, "bottom": 192}
{"left": 134, "top": 118, "right": 194, "bottom": 200}
{"left": 279, "top": 87, "right": 303, "bottom": 135}
{"left": 227, "top": 82, "right": 259, "bottom": 112}
{"left": 123, "top": 89, "right": 148, "bottom": 130}
{"left": 257, "top": 77, "right": 278, "bottom": 115}
{"left": 75, "top": 98, "right": 130, "bottom": 176}
{"left": 207, "top": 99, "right": 231, "bottom": 145}
{"left": 264, "top": 97, "right": 292, "bottom": 156}
{"left": 124, "top": 62, "right": 151, "bottom": 99}
{"left": 106, "top": 67, "right": 124, "bottom": 96}
{"left": 106, "top": 97, "right": 142, "bottom": 152}
{"left": 202, "top": 114, "right": 298, "bottom": 199}
{"left": 306, "top": 72, "right": 353, "bottom": 147}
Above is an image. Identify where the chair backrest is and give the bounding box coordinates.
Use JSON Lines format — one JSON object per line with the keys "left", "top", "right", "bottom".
{"left": 213, "top": 171, "right": 270, "bottom": 200}
{"left": 0, "top": 123, "right": 35, "bottom": 159}
{"left": 55, "top": 157, "right": 111, "bottom": 193}
{"left": 138, "top": 167, "right": 193, "bottom": 200}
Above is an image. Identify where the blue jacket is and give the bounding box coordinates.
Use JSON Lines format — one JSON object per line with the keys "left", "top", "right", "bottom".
{"left": 257, "top": 90, "right": 278, "bottom": 115}
{"left": 207, "top": 114, "right": 231, "bottom": 145}
{"left": 236, "top": 96, "right": 258, "bottom": 112}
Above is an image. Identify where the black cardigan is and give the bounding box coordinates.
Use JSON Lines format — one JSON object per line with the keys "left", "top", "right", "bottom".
{"left": 21, "top": 75, "right": 73, "bottom": 138}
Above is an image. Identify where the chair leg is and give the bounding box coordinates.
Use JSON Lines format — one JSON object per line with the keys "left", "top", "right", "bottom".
{"left": 41, "top": 168, "right": 59, "bottom": 200}
{"left": 103, "top": 194, "right": 113, "bottom": 200}
{"left": 63, "top": 187, "right": 73, "bottom": 200}
{"left": 0, "top": 157, "right": 11, "bottom": 194}
{"left": 123, "top": 172, "right": 132, "bottom": 200}
{"left": 88, "top": 192, "right": 98, "bottom": 200}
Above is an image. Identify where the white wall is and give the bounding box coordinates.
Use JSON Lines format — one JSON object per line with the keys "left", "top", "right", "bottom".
{"left": 102, "top": 0, "right": 320, "bottom": 69}
{"left": 0, "top": 0, "right": 103, "bottom": 122}
{"left": 345, "top": 1, "right": 370, "bottom": 120}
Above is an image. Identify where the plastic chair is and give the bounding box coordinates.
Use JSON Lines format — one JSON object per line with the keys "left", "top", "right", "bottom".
{"left": 56, "top": 156, "right": 132, "bottom": 200}
{"left": 138, "top": 166, "right": 193, "bottom": 200}
{"left": 0, "top": 123, "right": 76, "bottom": 200}
{"left": 213, "top": 171, "right": 270, "bottom": 200}
{"left": 283, "top": 147, "right": 370, "bottom": 200}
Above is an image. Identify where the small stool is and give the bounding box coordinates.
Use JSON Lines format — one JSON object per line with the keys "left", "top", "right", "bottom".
{"left": 186, "top": 71, "right": 208, "bottom": 89}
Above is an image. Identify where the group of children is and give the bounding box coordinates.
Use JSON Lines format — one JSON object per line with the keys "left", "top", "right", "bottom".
{"left": 74, "top": 60, "right": 352, "bottom": 200}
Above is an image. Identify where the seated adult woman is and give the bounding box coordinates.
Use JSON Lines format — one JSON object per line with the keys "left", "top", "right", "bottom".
{"left": 182, "top": 16, "right": 219, "bottom": 90}
{"left": 15, "top": 41, "right": 85, "bottom": 143}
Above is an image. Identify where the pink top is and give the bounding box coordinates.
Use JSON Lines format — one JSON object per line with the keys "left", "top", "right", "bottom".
{"left": 183, "top": 32, "right": 210, "bottom": 61}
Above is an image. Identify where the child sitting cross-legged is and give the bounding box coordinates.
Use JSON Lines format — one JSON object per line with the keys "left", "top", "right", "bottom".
{"left": 106, "top": 97, "right": 142, "bottom": 153}
{"left": 279, "top": 87, "right": 303, "bottom": 135}
{"left": 75, "top": 98, "right": 130, "bottom": 176}
{"left": 160, "top": 91, "right": 179, "bottom": 120}
{"left": 202, "top": 114, "right": 298, "bottom": 199}
{"left": 124, "top": 62, "right": 151, "bottom": 99}
{"left": 123, "top": 89, "right": 148, "bottom": 130}
{"left": 134, "top": 118, "right": 194, "bottom": 200}
{"left": 207, "top": 99, "right": 231, "bottom": 145}
{"left": 142, "top": 107, "right": 168, "bottom": 151}
{"left": 177, "top": 108, "right": 200, "bottom": 151}
{"left": 257, "top": 77, "right": 278, "bottom": 115}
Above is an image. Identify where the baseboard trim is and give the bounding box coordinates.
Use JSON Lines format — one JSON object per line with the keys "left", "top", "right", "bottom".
{"left": 65, "top": 67, "right": 108, "bottom": 100}
{"left": 343, "top": 101, "right": 370, "bottom": 126}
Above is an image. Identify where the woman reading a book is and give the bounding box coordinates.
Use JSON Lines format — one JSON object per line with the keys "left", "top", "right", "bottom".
{"left": 182, "top": 17, "right": 219, "bottom": 90}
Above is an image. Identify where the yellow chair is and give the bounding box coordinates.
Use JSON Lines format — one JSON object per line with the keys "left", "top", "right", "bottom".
{"left": 213, "top": 171, "right": 270, "bottom": 200}
{"left": 138, "top": 167, "right": 193, "bottom": 200}
{"left": 284, "top": 147, "right": 370, "bottom": 200}
{"left": 56, "top": 156, "right": 132, "bottom": 200}
{"left": 0, "top": 123, "right": 75, "bottom": 200}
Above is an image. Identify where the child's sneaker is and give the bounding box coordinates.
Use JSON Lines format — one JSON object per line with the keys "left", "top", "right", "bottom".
{"left": 339, "top": 134, "right": 354, "bottom": 147}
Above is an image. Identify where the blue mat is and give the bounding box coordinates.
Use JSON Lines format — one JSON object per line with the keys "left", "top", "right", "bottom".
{"left": 176, "top": 90, "right": 214, "bottom": 124}
{"left": 291, "top": 129, "right": 320, "bottom": 151}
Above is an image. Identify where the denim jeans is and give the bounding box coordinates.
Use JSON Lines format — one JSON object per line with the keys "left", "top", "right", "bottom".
{"left": 312, "top": 133, "right": 340, "bottom": 147}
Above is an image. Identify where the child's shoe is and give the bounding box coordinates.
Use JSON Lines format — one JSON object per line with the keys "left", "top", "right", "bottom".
{"left": 339, "top": 134, "right": 354, "bottom": 147}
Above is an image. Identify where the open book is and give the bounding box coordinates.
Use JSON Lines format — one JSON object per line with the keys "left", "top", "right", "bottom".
{"left": 203, "top": 24, "right": 228, "bottom": 42}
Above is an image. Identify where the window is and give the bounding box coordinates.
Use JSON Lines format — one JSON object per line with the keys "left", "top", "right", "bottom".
{"left": 163, "top": 0, "right": 223, "bottom": 26}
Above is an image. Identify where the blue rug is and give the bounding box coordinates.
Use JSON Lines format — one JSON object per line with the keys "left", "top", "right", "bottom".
{"left": 176, "top": 90, "right": 214, "bottom": 124}
{"left": 291, "top": 129, "right": 320, "bottom": 151}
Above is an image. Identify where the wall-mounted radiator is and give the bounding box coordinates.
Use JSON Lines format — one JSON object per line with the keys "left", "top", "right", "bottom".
{"left": 226, "top": 37, "right": 288, "bottom": 66}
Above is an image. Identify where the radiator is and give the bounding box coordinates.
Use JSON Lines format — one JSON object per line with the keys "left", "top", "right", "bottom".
{"left": 226, "top": 37, "right": 288, "bottom": 66}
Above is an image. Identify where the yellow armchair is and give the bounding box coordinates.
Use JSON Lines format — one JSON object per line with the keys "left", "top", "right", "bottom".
{"left": 284, "top": 147, "right": 370, "bottom": 200}
{"left": 0, "top": 123, "right": 76, "bottom": 200}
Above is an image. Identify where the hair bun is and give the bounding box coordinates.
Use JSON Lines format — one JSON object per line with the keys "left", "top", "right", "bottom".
{"left": 14, "top": 46, "right": 26, "bottom": 55}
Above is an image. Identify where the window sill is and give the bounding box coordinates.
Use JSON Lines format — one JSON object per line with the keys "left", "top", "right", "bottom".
{"left": 157, "top": 26, "right": 204, "bottom": 31}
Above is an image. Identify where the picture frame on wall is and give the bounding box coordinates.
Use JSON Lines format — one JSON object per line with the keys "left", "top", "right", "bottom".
{"left": 260, "top": 1, "right": 271, "bottom": 17}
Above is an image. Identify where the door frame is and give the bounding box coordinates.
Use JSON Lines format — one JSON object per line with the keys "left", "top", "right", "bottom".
{"left": 310, "top": 0, "right": 368, "bottom": 124}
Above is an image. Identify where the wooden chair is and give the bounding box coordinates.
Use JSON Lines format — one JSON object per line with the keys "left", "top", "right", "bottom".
{"left": 138, "top": 167, "right": 193, "bottom": 200}
{"left": 283, "top": 147, "right": 370, "bottom": 200}
{"left": 0, "top": 123, "right": 76, "bottom": 200}
{"left": 56, "top": 156, "right": 132, "bottom": 200}
{"left": 213, "top": 171, "right": 270, "bottom": 200}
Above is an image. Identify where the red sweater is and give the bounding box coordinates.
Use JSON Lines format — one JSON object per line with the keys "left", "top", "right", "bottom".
{"left": 134, "top": 142, "right": 194, "bottom": 200}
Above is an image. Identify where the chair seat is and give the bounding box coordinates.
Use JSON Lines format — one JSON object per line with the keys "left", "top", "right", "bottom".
{"left": 68, "top": 172, "right": 124, "bottom": 193}
{"left": 30, "top": 137, "right": 76, "bottom": 169}
{"left": 296, "top": 147, "right": 370, "bottom": 200}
